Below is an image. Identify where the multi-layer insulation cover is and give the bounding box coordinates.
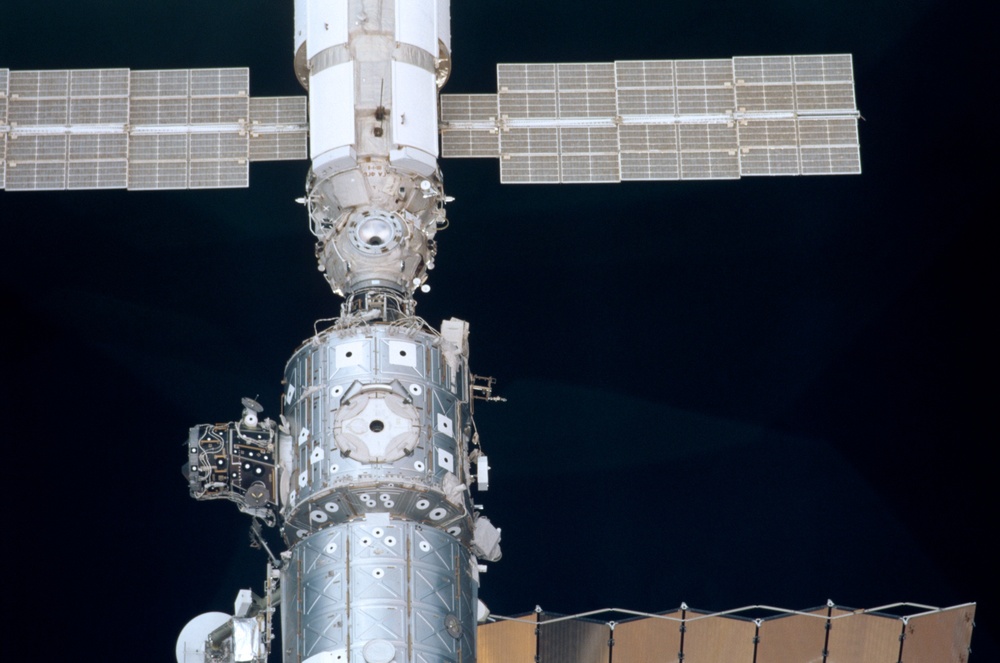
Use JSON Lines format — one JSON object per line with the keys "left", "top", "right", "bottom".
{"left": 278, "top": 319, "right": 480, "bottom": 663}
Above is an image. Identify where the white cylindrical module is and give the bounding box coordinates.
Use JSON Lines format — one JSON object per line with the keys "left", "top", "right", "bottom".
{"left": 309, "top": 63, "right": 357, "bottom": 176}
{"left": 388, "top": 0, "right": 443, "bottom": 174}
{"left": 295, "top": 0, "right": 453, "bottom": 300}
{"left": 437, "top": 0, "right": 451, "bottom": 57}
{"left": 390, "top": 60, "right": 439, "bottom": 175}
{"left": 293, "top": 0, "right": 309, "bottom": 87}
{"left": 295, "top": 0, "right": 451, "bottom": 84}
{"left": 296, "top": 0, "right": 450, "bottom": 176}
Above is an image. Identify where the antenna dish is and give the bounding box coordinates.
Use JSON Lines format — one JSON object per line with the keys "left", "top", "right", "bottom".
{"left": 175, "top": 611, "right": 230, "bottom": 663}
{"left": 241, "top": 397, "right": 263, "bottom": 413}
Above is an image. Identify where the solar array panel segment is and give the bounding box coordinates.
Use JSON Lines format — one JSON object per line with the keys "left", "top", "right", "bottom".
{"left": 68, "top": 161, "right": 124, "bottom": 189}
{"left": 439, "top": 94, "right": 500, "bottom": 158}
{"left": 190, "top": 68, "right": 248, "bottom": 97}
{"left": 69, "top": 96, "right": 129, "bottom": 125}
{"left": 1, "top": 67, "right": 301, "bottom": 189}
{"left": 477, "top": 618, "right": 536, "bottom": 663}
{"left": 9, "top": 96, "right": 69, "bottom": 125}
{"left": 616, "top": 86, "right": 676, "bottom": 116}
{"left": 754, "top": 608, "right": 830, "bottom": 662}
{"left": 500, "top": 153, "right": 560, "bottom": 183}
{"left": 9, "top": 69, "right": 69, "bottom": 98}
{"left": 792, "top": 54, "right": 855, "bottom": 83}
{"left": 9, "top": 71, "right": 72, "bottom": 127}
{"left": 129, "top": 96, "right": 189, "bottom": 126}
{"left": 737, "top": 119, "right": 801, "bottom": 176}
{"left": 677, "top": 88, "right": 735, "bottom": 115}
{"left": 558, "top": 126, "right": 619, "bottom": 183}
{"left": 797, "top": 117, "right": 860, "bottom": 174}
{"left": 538, "top": 615, "right": 609, "bottom": 663}
{"left": 5, "top": 134, "right": 67, "bottom": 190}
{"left": 678, "top": 123, "right": 739, "bottom": 179}
{"left": 440, "top": 130, "right": 499, "bottom": 158}
{"left": 798, "top": 117, "right": 858, "bottom": 147}
{"left": 190, "top": 131, "right": 247, "bottom": 160}
{"left": 0, "top": 67, "right": 9, "bottom": 118}
{"left": 800, "top": 145, "right": 861, "bottom": 175}
{"left": 739, "top": 147, "right": 801, "bottom": 176}
{"left": 478, "top": 604, "right": 972, "bottom": 663}
{"left": 556, "top": 63, "right": 616, "bottom": 119}
{"left": 619, "top": 123, "right": 680, "bottom": 180}
{"left": 469, "top": 55, "right": 859, "bottom": 181}
{"left": 68, "top": 68, "right": 129, "bottom": 97}
{"left": 615, "top": 60, "right": 675, "bottom": 89}
{"left": 498, "top": 63, "right": 557, "bottom": 92}
{"left": 128, "top": 134, "right": 189, "bottom": 189}
{"left": 439, "top": 94, "right": 498, "bottom": 123}
{"left": 249, "top": 96, "right": 307, "bottom": 125}
{"left": 499, "top": 90, "right": 557, "bottom": 120}
{"left": 189, "top": 159, "right": 248, "bottom": 189}
{"left": 5, "top": 160, "right": 66, "bottom": 190}
{"left": 498, "top": 63, "right": 557, "bottom": 120}
{"left": 795, "top": 82, "right": 856, "bottom": 112}
{"left": 824, "top": 610, "right": 902, "bottom": 663}
{"left": 793, "top": 54, "right": 856, "bottom": 112}
{"left": 248, "top": 131, "right": 309, "bottom": 161}
{"left": 679, "top": 150, "right": 740, "bottom": 180}
{"left": 190, "top": 95, "right": 249, "bottom": 124}
{"left": 501, "top": 126, "right": 559, "bottom": 155}
{"left": 559, "top": 126, "right": 618, "bottom": 153}
{"left": 67, "top": 69, "right": 130, "bottom": 126}
{"left": 612, "top": 613, "right": 683, "bottom": 663}
{"left": 734, "top": 55, "right": 794, "bottom": 84}
{"left": 681, "top": 613, "right": 757, "bottom": 662}
{"left": 130, "top": 69, "right": 189, "bottom": 98}
{"left": 620, "top": 151, "right": 680, "bottom": 181}
{"left": 901, "top": 605, "right": 976, "bottom": 663}
{"left": 499, "top": 126, "right": 559, "bottom": 183}
{"left": 1, "top": 69, "right": 6, "bottom": 190}
{"left": 128, "top": 159, "right": 188, "bottom": 190}
{"left": 68, "top": 158, "right": 128, "bottom": 189}
{"left": 248, "top": 96, "right": 308, "bottom": 161}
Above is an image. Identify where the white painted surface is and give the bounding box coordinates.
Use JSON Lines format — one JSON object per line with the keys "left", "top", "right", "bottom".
{"left": 309, "top": 63, "right": 356, "bottom": 160}
{"left": 306, "top": 0, "right": 349, "bottom": 59}
{"left": 387, "top": 340, "right": 418, "bottom": 368}
{"left": 395, "top": 0, "right": 437, "bottom": 54}
{"left": 391, "top": 61, "right": 438, "bottom": 157}
{"left": 294, "top": 0, "right": 308, "bottom": 56}
{"left": 438, "top": 0, "right": 452, "bottom": 53}
{"left": 334, "top": 340, "right": 366, "bottom": 368}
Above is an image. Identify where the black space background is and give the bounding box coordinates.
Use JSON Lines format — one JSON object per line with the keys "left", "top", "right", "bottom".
{"left": 1, "top": 1, "right": 995, "bottom": 660}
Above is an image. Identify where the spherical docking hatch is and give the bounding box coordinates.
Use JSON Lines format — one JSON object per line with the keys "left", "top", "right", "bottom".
{"left": 316, "top": 206, "right": 434, "bottom": 298}
{"left": 348, "top": 210, "right": 404, "bottom": 253}
{"left": 333, "top": 390, "right": 420, "bottom": 463}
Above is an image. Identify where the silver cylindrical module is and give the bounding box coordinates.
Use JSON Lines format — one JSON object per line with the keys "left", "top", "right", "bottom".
{"left": 281, "top": 521, "right": 476, "bottom": 663}
{"left": 280, "top": 323, "right": 474, "bottom": 542}
{"left": 278, "top": 319, "right": 479, "bottom": 663}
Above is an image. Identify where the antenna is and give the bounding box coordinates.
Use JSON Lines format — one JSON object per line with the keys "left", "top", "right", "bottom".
{"left": 374, "top": 79, "right": 387, "bottom": 137}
